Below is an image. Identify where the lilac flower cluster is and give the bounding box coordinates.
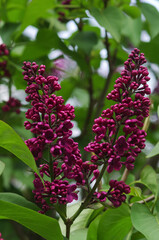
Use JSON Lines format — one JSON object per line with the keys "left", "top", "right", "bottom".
{"left": 23, "top": 61, "right": 100, "bottom": 213}
{"left": 85, "top": 48, "right": 151, "bottom": 204}
{"left": 95, "top": 180, "right": 130, "bottom": 207}
{"left": 2, "top": 97, "right": 21, "bottom": 114}
{"left": 0, "top": 44, "right": 10, "bottom": 79}
{"left": 23, "top": 48, "right": 150, "bottom": 212}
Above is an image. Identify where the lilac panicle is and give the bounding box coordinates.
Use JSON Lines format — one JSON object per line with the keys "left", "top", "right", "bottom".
{"left": 85, "top": 48, "right": 151, "bottom": 206}
{"left": 23, "top": 61, "right": 98, "bottom": 213}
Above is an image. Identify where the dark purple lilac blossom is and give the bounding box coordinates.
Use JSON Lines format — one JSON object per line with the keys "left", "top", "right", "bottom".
{"left": 0, "top": 44, "right": 10, "bottom": 78}
{"left": 23, "top": 48, "right": 150, "bottom": 212}
{"left": 2, "top": 97, "right": 21, "bottom": 114}
{"left": 23, "top": 61, "right": 98, "bottom": 213}
{"left": 85, "top": 48, "right": 151, "bottom": 206}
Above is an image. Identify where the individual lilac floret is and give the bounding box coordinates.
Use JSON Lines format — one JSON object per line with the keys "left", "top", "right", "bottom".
{"left": 85, "top": 48, "right": 151, "bottom": 173}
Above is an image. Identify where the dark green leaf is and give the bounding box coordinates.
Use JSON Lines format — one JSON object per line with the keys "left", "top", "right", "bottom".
{"left": 0, "top": 193, "right": 39, "bottom": 211}
{"left": 97, "top": 204, "right": 132, "bottom": 240}
{"left": 0, "top": 200, "right": 63, "bottom": 240}
{"left": 131, "top": 203, "right": 159, "bottom": 240}
{"left": 0, "top": 23, "right": 19, "bottom": 44}
{"left": 70, "top": 31, "right": 98, "bottom": 53}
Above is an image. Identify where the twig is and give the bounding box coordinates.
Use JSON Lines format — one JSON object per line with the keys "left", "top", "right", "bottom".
{"left": 121, "top": 168, "right": 129, "bottom": 182}
{"left": 129, "top": 195, "right": 155, "bottom": 207}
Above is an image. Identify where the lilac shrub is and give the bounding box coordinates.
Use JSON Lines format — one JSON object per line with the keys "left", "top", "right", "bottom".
{"left": 23, "top": 48, "right": 150, "bottom": 213}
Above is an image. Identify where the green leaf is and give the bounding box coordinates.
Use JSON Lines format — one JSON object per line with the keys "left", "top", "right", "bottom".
{"left": 122, "top": 16, "right": 142, "bottom": 46}
{"left": 140, "top": 165, "right": 158, "bottom": 201}
{"left": 122, "top": 5, "right": 141, "bottom": 19}
{"left": 97, "top": 204, "right": 132, "bottom": 240}
{"left": 6, "top": 0, "right": 27, "bottom": 23}
{"left": 0, "top": 161, "right": 5, "bottom": 176}
{"left": 131, "top": 231, "right": 146, "bottom": 240}
{"left": 129, "top": 186, "right": 142, "bottom": 198}
{"left": 72, "top": 88, "right": 89, "bottom": 108}
{"left": 70, "top": 31, "right": 98, "bottom": 53}
{"left": 0, "top": 23, "right": 19, "bottom": 44}
{"left": 139, "top": 35, "right": 159, "bottom": 64}
{"left": 0, "top": 121, "right": 39, "bottom": 178}
{"left": 0, "top": 193, "right": 39, "bottom": 211}
{"left": 131, "top": 203, "right": 159, "bottom": 240}
{"left": 90, "top": 7, "right": 125, "bottom": 42}
{"left": 140, "top": 3, "right": 159, "bottom": 39}
{"left": 59, "top": 202, "right": 93, "bottom": 235}
{"left": 87, "top": 215, "right": 101, "bottom": 240}
{"left": 70, "top": 229, "right": 88, "bottom": 240}
{"left": 0, "top": 200, "right": 63, "bottom": 240}
{"left": 18, "top": 0, "right": 56, "bottom": 36}
{"left": 147, "top": 142, "right": 159, "bottom": 158}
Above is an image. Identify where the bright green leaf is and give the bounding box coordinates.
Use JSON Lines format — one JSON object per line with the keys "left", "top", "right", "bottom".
{"left": 0, "top": 121, "right": 39, "bottom": 178}
{"left": 87, "top": 215, "right": 101, "bottom": 240}
{"left": 0, "top": 200, "right": 63, "bottom": 240}
{"left": 70, "top": 229, "right": 88, "bottom": 240}
{"left": 129, "top": 186, "right": 142, "bottom": 198}
{"left": 97, "top": 204, "right": 132, "bottom": 240}
{"left": 140, "top": 3, "right": 159, "bottom": 39}
{"left": 122, "top": 5, "right": 141, "bottom": 18}
{"left": 6, "top": 0, "right": 27, "bottom": 23}
{"left": 0, "top": 161, "right": 5, "bottom": 176}
{"left": 131, "top": 203, "right": 159, "bottom": 240}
